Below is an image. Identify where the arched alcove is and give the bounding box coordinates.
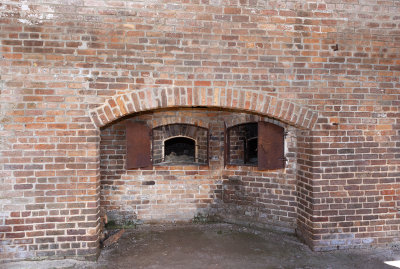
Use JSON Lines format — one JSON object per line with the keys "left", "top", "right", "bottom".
{"left": 94, "top": 90, "right": 321, "bottom": 251}
{"left": 164, "top": 136, "right": 196, "bottom": 163}
{"left": 150, "top": 123, "right": 209, "bottom": 166}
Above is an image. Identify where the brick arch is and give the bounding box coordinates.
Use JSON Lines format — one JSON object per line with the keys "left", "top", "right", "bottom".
{"left": 149, "top": 117, "right": 209, "bottom": 129}
{"left": 225, "top": 114, "right": 287, "bottom": 129}
{"left": 90, "top": 88, "right": 319, "bottom": 129}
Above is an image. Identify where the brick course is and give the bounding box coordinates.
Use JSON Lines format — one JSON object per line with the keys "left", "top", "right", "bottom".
{"left": 0, "top": 0, "right": 399, "bottom": 262}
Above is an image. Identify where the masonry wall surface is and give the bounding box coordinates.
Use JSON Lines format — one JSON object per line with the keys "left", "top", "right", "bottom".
{"left": 0, "top": 0, "right": 399, "bottom": 262}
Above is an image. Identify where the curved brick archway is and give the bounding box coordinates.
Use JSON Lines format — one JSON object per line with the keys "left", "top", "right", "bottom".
{"left": 92, "top": 87, "right": 321, "bottom": 253}
{"left": 151, "top": 116, "right": 209, "bottom": 129}
{"left": 89, "top": 88, "right": 319, "bottom": 129}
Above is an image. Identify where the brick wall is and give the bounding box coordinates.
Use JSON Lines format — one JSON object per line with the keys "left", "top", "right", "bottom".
{"left": 228, "top": 124, "right": 247, "bottom": 165}
{"left": 0, "top": 0, "right": 399, "bottom": 262}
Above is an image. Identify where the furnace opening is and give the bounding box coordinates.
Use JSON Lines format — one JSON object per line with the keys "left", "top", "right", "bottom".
{"left": 152, "top": 123, "right": 209, "bottom": 165}
{"left": 228, "top": 122, "right": 258, "bottom": 166}
{"left": 246, "top": 137, "right": 258, "bottom": 165}
{"left": 164, "top": 137, "right": 196, "bottom": 164}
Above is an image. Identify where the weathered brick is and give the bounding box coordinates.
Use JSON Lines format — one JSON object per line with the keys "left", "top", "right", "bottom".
{"left": 0, "top": 0, "right": 399, "bottom": 262}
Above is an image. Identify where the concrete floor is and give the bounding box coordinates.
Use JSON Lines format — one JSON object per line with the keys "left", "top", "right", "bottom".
{"left": 3, "top": 223, "right": 400, "bottom": 269}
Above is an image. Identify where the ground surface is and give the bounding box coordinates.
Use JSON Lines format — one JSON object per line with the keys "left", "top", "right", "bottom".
{"left": 3, "top": 223, "right": 400, "bottom": 269}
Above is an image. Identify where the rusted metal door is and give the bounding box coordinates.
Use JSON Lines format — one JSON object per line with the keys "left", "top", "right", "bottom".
{"left": 258, "top": 121, "right": 285, "bottom": 170}
{"left": 126, "top": 121, "right": 152, "bottom": 169}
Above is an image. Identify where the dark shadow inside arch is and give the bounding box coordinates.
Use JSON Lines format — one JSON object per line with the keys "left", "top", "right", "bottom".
{"left": 164, "top": 137, "right": 195, "bottom": 163}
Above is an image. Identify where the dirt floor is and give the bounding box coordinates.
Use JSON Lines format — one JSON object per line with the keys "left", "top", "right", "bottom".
{"left": 4, "top": 223, "right": 400, "bottom": 269}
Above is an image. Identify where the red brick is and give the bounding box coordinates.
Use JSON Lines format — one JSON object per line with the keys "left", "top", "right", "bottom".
{"left": 0, "top": 0, "right": 399, "bottom": 261}
{"left": 224, "top": 7, "right": 241, "bottom": 14}
{"left": 194, "top": 81, "right": 211, "bottom": 86}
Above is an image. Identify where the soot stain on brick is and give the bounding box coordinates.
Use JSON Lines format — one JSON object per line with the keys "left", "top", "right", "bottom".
{"left": 142, "top": 181, "right": 155, "bottom": 186}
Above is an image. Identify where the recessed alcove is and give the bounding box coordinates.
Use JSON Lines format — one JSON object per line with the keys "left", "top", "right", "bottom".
{"left": 100, "top": 108, "right": 296, "bottom": 232}
{"left": 228, "top": 122, "right": 258, "bottom": 166}
{"left": 226, "top": 122, "right": 285, "bottom": 170}
{"left": 152, "top": 124, "right": 209, "bottom": 166}
{"left": 164, "top": 137, "right": 196, "bottom": 164}
{"left": 246, "top": 137, "right": 258, "bottom": 165}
